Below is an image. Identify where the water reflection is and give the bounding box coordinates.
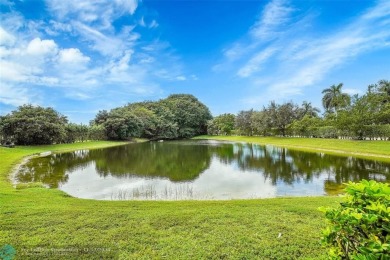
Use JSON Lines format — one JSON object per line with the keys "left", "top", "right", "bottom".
{"left": 16, "top": 140, "right": 390, "bottom": 199}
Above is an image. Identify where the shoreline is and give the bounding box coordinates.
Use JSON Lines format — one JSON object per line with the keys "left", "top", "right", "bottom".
{"left": 8, "top": 137, "right": 390, "bottom": 189}
{"left": 7, "top": 137, "right": 387, "bottom": 201}
{"left": 264, "top": 143, "right": 390, "bottom": 160}
{"left": 9, "top": 152, "right": 52, "bottom": 187}
{"left": 9, "top": 154, "right": 35, "bottom": 187}
{"left": 195, "top": 136, "right": 390, "bottom": 162}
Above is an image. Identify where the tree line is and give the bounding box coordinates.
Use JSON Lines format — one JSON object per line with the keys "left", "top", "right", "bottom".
{"left": 0, "top": 94, "right": 212, "bottom": 145}
{"left": 208, "top": 80, "right": 390, "bottom": 140}
{"left": 1, "top": 80, "right": 388, "bottom": 145}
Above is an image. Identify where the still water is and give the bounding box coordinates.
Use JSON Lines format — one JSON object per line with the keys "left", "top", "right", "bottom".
{"left": 15, "top": 140, "right": 390, "bottom": 200}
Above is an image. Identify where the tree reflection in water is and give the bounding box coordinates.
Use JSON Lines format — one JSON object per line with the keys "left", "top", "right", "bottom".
{"left": 16, "top": 140, "right": 390, "bottom": 195}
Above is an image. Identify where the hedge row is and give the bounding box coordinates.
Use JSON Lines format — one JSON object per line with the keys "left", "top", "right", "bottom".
{"left": 288, "top": 125, "right": 390, "bottom": 140}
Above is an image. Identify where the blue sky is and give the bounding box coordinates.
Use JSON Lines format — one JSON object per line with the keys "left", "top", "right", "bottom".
{"left": 0, "top": 0, "right": 389, "bottom": 123}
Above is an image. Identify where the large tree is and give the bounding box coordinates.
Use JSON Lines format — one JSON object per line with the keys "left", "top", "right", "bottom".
{"left": 91, "top": 94, "right": 211, "bottom": 140}
{"left": 268, "top": 101, "right": 300, "bottom": 136}
{"left": 160, "top": 94, "right": 212, "bottom": 138}
{"left": 322, "top": 83, "right": 351, "bottom": 114}
{"left": 0, "top": 105, "right": 68, "bottom": 145}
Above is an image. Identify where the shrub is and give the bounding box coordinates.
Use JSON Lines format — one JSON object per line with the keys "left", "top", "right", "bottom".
{"left": 319, "top": 180, "right": 390, "bottom": 259}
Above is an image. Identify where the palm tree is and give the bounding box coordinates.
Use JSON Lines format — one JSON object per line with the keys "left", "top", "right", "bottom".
{"left": 321, "top": 83, "right": 351, "bottom": 114}
{"left": 300, "top": 101, "right": 320, "bottom": 118}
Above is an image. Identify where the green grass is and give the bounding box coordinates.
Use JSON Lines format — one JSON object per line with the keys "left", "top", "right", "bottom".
{"left": 0, "top": 140, "right": 343, "bottom": 259}
{"left": 195, "top": 135, "right": 390, "bottom": 162}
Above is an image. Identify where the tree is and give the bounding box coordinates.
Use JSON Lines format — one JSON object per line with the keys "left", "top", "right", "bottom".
{"left": 88, "top": 125, "right": 106, "bottom": 140}
{"left": 91, "top": 94, "right": 211, "bottom": 140}
{"left": 103, "top": 110, "right": 143, "bottom": 140}
{"left": 207, "top": 113, "right": 235, "bottom": 135}
{"left": 367, "top": 80, "right": 390, "bottom": 124}
{"left": 377, "top": 79, "right": 390, "bottom": 99}
{"left": 160, "top": 94, "right": 212, "bottom": 138}
{"left": 290, "top": 115, "right": 323, "bottom": 137}
{"left": 322, "top": 83, "right": 351, "bottom": 115}
{"left": 206, "top": 119, "right": 218, "bottom": 135}
{"left": 267, "top": 101, "right": 300, "bottom": 136}
{"left": 0, "top": 105, "right": 68, "bottom": 145}
{"left": 64, "top": 123, "right": 89, "bottom": 143}
{"left": 235, "top": 110, "right": 254, "bottom": 136}
{"left": 130, "top": 106, "right": 159, "bottom": 139}
{"left": 250, "top": 111, "right": 271, "bottom": 136}
{"left": 91, "top": 110, "right": 109, "bottom": 125}
{"left": 298, "top": 101, "right": 320, "bottom": 118}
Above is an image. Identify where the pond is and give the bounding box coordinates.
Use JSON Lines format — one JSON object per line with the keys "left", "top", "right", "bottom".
{"left": 15, "top": 140, "right": 390, "bottom": 200}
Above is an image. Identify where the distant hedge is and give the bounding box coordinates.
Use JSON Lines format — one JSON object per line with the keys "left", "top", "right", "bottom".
{"left": 288, "top": 125, "right": 390, "bottom": 140}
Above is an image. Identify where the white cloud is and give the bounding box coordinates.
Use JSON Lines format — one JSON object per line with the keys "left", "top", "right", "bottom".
{"left": 139, "top": 17, "right": 146, "bottom": 27}
{"left": 0, "top": 12, "right": 24, "bottom": 32}
{"left": 0, "top": 60, "right": 30, "bottom": 82}
{"left": 58, "top": 48, "right": 90, "bottom": 64}
{"left": 0, "top": 0, "right": 190, "bottom": 112}
{"left": 0, "top": 26, "right": 15, "bottom": 46}
{"left": 0, "top": 0, "right": 14, "bottom": 6}
{"left": 215, "top": 0, "right": 390, "bottom": 107}
{"left": 250, "top": 0, "right": 295, "bottom": 39}
{"left": 361, "top": 0, "right": 390, "bottom": 20}
{"left": 176, "top": 76, "right": 186, "bottom": 81}
{"left": 46, "top": 0, "right": 138, "bottom": 30}
{"left": 139, "top": 55, "right": 155, "bottom": 64}
{"left": 149, "top": 20, "right": 159, "bottom": 29}
{"left": 237, "top": 47, "right": 276, "bottom": 77}
{"left": 108, "top": 50, "right": 133, "bottom": 74}
{"left": 45, "top": 20, "right": 73, "bottom": 36}
{"left": 215, "top": 0, "right": 297, "bottom": 73}
{"left": 271, "top": 1, "right": 390, "bottom": 94}
{"left": 223, "top": 43, "right": 244, "bottom": 60}
{"left": 72, "top": 21, "right": 139, "bottom": 57}
{"left": 0, "top": 82, "right": 32, "bottom": 106}
{"left": 26, "top": 37, "right": 58, "bottom": 56}
{"left": 114, "top": 0, "right": 138, "bottom": 15}
{"left": 64, "top": 91, "right": 92, "bottom": 100}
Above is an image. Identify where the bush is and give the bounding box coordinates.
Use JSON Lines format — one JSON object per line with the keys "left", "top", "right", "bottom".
{"left": 319, "top": 180, "right": 390, "bottom": 259}
{"left": 362, "top": 125, "right": 390, "bottom": 140}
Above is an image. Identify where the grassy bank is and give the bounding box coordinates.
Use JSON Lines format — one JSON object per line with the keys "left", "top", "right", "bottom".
{"left": 0, "top": 141, "right": 340, "bottom": 259}
{"left": 195, "top": 135, "right": 390, "bottom": 162}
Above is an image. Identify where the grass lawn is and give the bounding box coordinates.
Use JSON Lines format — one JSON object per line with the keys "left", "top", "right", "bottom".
{"left": 0, "top": 140, "right": 349, "bottom": 259}
{"left": 195, "top": 135, "right": 390, "bottom": 162}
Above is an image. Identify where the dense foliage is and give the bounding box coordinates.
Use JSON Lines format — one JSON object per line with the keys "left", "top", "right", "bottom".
{"left": 208, "top": 80, "right": 390, "bottom": 140}
{"left": 207, "top": 113, "right": 235, "bottom": 135}
{"left": 0, "top": 94, "right": 211, "bottom": 144}
{"left": 91, "top": 94, "right": 212, "bottom": 140}
{"left": 226, "top": 101, "right": 320, "bottom": 136}
{"left": 320, "top": 180, "right": 390, "bottom": 259}
{"left": 0, "top": 105, "right": 68, "bottom": 145}
{"left": 0, "top": 105, "right": 103, "bottom": 145}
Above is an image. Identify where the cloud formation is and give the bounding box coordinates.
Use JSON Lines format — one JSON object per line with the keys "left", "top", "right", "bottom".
{"left": 0, "top": 0, "right": 189, "bottom": 108}
{"left": 216, "top": 0, "right": 390, "bottom": 106}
